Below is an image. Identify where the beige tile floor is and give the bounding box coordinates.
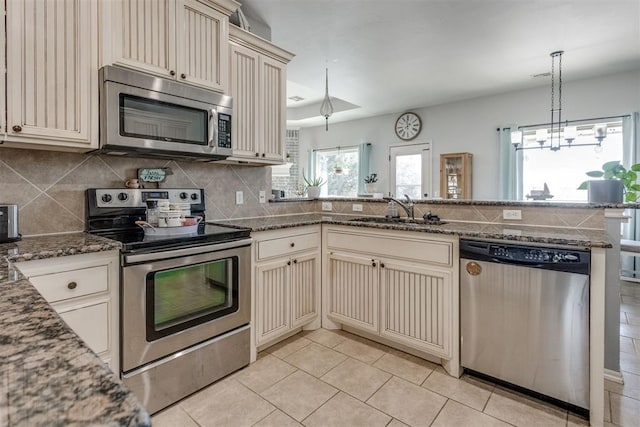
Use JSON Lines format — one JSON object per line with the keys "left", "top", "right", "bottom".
{"left": 152, "top": 281, "right": 640, "bottom": 427}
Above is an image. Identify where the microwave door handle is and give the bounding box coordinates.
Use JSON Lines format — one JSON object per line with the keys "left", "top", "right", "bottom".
{"left": 208, "top": 108, "right": 218, "bottom": 147}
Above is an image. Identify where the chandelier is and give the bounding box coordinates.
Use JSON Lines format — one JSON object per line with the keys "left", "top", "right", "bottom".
{"left": 511, "top": 51, "right": 607, "bottom": 151}
{"left": 320, "top": 68, "right": 334, "bottom": 131}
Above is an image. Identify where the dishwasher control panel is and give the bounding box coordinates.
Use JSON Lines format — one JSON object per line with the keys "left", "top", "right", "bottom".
{"left": 459, "top": 239, "right": 590, "bottom": 274}
{"left": 490, "top": 245, "right": 581, "bottom": 264}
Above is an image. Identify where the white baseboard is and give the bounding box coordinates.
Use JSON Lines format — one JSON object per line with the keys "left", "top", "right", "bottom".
{"left": 604, "top": 368, "right": 624, "bottom": 384}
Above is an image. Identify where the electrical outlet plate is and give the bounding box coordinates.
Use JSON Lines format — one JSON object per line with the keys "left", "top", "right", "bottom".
{"left": 352, "top": 204, "right": 363, "bottom": 212}
{"left": 259, "top": 191, "right": 266, "bottom": 203}
{"left": 322, "top": 202, "right": 332, "bottom": 211}
{"left": 235, "top": 191, "right": 243, "bottom": 205}
{"left": 503, "top": 209, "right": 522, "bottom": 220}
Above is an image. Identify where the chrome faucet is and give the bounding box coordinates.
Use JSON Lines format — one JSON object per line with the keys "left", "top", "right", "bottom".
{"left": 384, "top": 194, "right": 415, "bottom": 220}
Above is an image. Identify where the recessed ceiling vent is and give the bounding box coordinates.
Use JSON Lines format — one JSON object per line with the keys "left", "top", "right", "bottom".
{"left": 532, "top": 72, "right": 551, "bottom": 78}
{"left": 288, "top": 95, "right": 305, "bottom": 102}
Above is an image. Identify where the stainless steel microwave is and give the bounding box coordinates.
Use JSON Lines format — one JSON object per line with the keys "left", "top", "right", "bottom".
{"left": 99, "top": 66, "right": 232, "bottom": 160}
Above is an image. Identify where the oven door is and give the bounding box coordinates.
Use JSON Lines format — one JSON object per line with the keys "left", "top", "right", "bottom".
{"left": 121, "top": 239, "right": 251, "bottom": 372}
{"left": 101, "top": 79, "right": 232, "bottom": 159}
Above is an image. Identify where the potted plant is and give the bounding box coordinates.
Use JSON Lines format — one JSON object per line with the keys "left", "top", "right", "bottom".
{"left": 364, "top": 173, "right": 378, "bottom": 193}
{"left": 303, "top": 173, "right": 326, "bottom": 199}
{"left": 577, "top": 160, "right": 640, "bottom": 203}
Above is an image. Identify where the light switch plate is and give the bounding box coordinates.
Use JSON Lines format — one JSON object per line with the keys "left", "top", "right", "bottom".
{"left": 235, "top": 191, "right": 244, "bottom": 205}
{"left": 322, "top": 202, "right": 332, "bottom": 211}
{"left": 503, "top": 209, "right": 522, "bottom": 220}
{"left": 259, "top": 191, "right": 266, "bottom": 203}
{"left": 352, "top": 204, "right": 363, "bottom": 212}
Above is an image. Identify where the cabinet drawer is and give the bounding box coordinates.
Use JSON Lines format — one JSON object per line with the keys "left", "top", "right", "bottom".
{"left": 327, "top": 230, "right": 452, "bottom": 267}
{"left": 58, "top": 302, "right": 109, "bottom": 355}
{"left": 257, "top": 232, "right": 319, "bottom": 260}
{"left": 29, "top": 265, "right": 109, "bottom": 303}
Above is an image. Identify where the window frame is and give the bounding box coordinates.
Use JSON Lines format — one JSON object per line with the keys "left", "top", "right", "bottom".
{"left": 388, "top": 142, "right": 432, "bottom": 199}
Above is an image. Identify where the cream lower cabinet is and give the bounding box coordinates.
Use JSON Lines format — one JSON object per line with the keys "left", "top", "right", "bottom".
{"left": 253, "top": 226, "right": 320, "bottom": 347}
{"left": 15, "top": 251, "right": 120, "bottom": 373}
{"left": 227, "top": 25, "right": 294, "bottom": 164}
{"left": 3, "top": 0, "right": 98, "bottom": 150}
{"left": 324, "top": 226, "right": 457, "bottom": 360}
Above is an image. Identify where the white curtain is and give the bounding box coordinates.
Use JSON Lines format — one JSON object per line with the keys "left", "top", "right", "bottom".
{"left": 621, "top": 113, "right": 640, "bottom": 276}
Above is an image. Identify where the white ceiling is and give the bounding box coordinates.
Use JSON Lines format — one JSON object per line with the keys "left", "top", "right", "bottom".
{"left": 238, "top": 0, "right": 640, "bottom": 128}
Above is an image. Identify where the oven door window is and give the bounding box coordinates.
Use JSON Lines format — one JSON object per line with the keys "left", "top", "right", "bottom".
{"left": 120, "top": 94, "right": 208, "bottom": 145}
{"left": 146, "top": 257, "right": 238, "bottom": 341}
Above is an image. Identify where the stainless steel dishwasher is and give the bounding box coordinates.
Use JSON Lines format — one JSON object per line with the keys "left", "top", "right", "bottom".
{"left": 460, "top": 239, "right": 590, "bottom": 413}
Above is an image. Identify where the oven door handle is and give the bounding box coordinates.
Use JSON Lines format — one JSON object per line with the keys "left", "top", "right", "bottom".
{"left": 124, "top": 238, "right": 253, "bottom": 264}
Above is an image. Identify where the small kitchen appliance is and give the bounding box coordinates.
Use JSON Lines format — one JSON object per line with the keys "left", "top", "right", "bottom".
{"left": 99, "top": 65, "right": 233, "bottom": 160}
{"left": 86, "top": 188, "right": 251, "bottom": 414}
{"left": 0, "top": 204, "right": 20, "bottom": 243}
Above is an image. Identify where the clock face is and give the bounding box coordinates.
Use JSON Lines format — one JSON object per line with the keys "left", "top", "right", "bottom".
{"left": 395, "top": 112, "right": 422, "bottom": 141}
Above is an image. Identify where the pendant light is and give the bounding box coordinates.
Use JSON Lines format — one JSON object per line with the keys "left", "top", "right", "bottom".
{"left": 320, "top": 68, "right": 334, "bottom": 131}
{"left": 511, "top": 51, "right": 606, "bottom": 151}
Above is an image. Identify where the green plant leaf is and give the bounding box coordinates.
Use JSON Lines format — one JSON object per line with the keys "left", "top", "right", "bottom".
{"left": 586, "top": 171, "right": 604, "bottom": 178}
{"left": 626, "top": 192, "right": 638, "bottom": 202}
{"left": 602, "top": 160, "right": 622, "bottom": 171}
{"left": 630, "top": 184, "right": 640, "bottom": 191}
{"left": 631, "top": 164, "right": 640, "bottom": 172}
{"left": 577, "top": 181, "right": 588, "bottom": 190}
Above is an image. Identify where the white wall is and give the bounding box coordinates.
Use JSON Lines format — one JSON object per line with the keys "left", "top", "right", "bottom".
{"left": 297, "top": 70, "right": 640, "bottom": 199}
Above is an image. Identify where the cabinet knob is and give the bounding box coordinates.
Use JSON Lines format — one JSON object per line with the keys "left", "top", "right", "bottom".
{"left": 67, "top": 281, "right": 78, "bottom": 290}
{"left": 380, "top": 263, "right": 385, "bottom": 268}
{"left": 293, "top": 259, "right": 298, "bottom": 264}
{"left": 261, "top": 153, "right": 266, "bottom": 157}
{"left": 371, "top": 260, "right": 377, "bottom": 267}
{"left": 255, "top": 153, "right": 260, "bottom": 157}
{"left": 287, "top": 260, "right": 291, "bottom": 266}
{"left": 290, "top": 242, "right": 295, "bottom": 247}
{"left": 12, "top": 125, "right": 22, "bottom": 132}
{"left": 180, "top": 73, "right": 186, "bottom": 79}
{"left": 169, "top": 70, "right": 176, "bottom": 76}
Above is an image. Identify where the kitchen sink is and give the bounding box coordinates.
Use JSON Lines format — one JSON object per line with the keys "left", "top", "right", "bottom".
{"left": 348, "top": 217, "right": 447, "bottom": 226}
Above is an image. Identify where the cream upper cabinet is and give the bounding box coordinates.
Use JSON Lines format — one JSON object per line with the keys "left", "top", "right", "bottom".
{"left": 4, "top": 0, "right": 98, "bottom": 149}
{"left": 228, "top": 26, "right": 294, "bottom": 164}
{"left": 101, "top": 0, "right": 238, "bottom": 93}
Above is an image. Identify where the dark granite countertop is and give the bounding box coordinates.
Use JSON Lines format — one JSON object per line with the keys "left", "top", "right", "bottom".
{"left": 0, "top": 233, "right": 150, "bottom": 426}
{"left": 209, "top": 213, "right": 612, "bottom": 248}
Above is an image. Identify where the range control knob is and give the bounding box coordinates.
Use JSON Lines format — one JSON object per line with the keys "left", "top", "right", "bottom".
{"left": 191, "top": 193, "right": 199, "bottom": 200}
{"left": 117, "top": 192, "right": 128, "bottom": 201}
{"left": 101, "top": 194, "right": 113, "bottom": 203}
{"left": 180, "top": 192, "right": 189, "bottom": 200}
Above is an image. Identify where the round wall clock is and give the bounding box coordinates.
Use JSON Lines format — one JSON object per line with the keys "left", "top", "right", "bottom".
{"left": 394, "top": 112, "right": 422, "bottom": 141}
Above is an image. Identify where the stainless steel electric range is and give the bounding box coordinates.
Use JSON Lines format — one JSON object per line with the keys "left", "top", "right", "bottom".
{"left": 86, "top": 188, "right": 252, "bottom": 414}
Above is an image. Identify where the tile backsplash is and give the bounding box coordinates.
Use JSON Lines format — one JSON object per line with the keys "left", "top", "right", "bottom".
{"left": 0, "top": 147, "right": 309, "bottom": 236}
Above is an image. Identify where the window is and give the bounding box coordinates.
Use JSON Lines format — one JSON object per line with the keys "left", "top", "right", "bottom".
{"left": 520, "top": 121, "right": 623, "bottom": 201}
{"left": 389, "top": 143, "right": 431, "bottom": 199}
{"left": 312, "top": 146, "right": 360, "bottom": 197}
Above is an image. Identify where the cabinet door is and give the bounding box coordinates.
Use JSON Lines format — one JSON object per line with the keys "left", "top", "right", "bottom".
{"left": 6, "top": 0, "right": 97, "bottom": 145}
{"left": 105, "top": 0, "right": 177, "bottom": 78}
{"left": 229, "top": 42, "right": 260, "bottom": 159}
{"left": 259, "top": 56, "right": 287, "bottom": 162}
{"left": 327, "top": 252, "right": 379, "bottom": 333}
{"left": 379, "top": 260, "right": 452, "bottom": 358}
{"left": 58, "top": 301, "right": 110, "bottom": 355}
{"left": 290, "top": 253, "right": 320, "bottom": 328}
{"left": 255, "top": 259, "right": 290, "bottom": 346}
{"left": 176, "top": 0, "right": 228, "bottom": 92}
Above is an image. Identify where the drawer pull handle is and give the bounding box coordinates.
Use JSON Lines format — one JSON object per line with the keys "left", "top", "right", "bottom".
{"left": 67, "top": 281, "right": 78, "bottom": 290}
{"left": 290, "top": 242, "right": 295, "bottom": 247}
{"left": 12, "top": 125, "right": 22, "bottom": 132}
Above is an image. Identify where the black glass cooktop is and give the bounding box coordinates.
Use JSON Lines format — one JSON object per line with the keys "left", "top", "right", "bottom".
{"left": 93, "top": 223, "right": 251, "bottom": 253}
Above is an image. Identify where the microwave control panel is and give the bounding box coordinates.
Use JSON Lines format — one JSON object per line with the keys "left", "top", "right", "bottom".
{"left": 218, "top": 113, "right": 232, "bottom": 148}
